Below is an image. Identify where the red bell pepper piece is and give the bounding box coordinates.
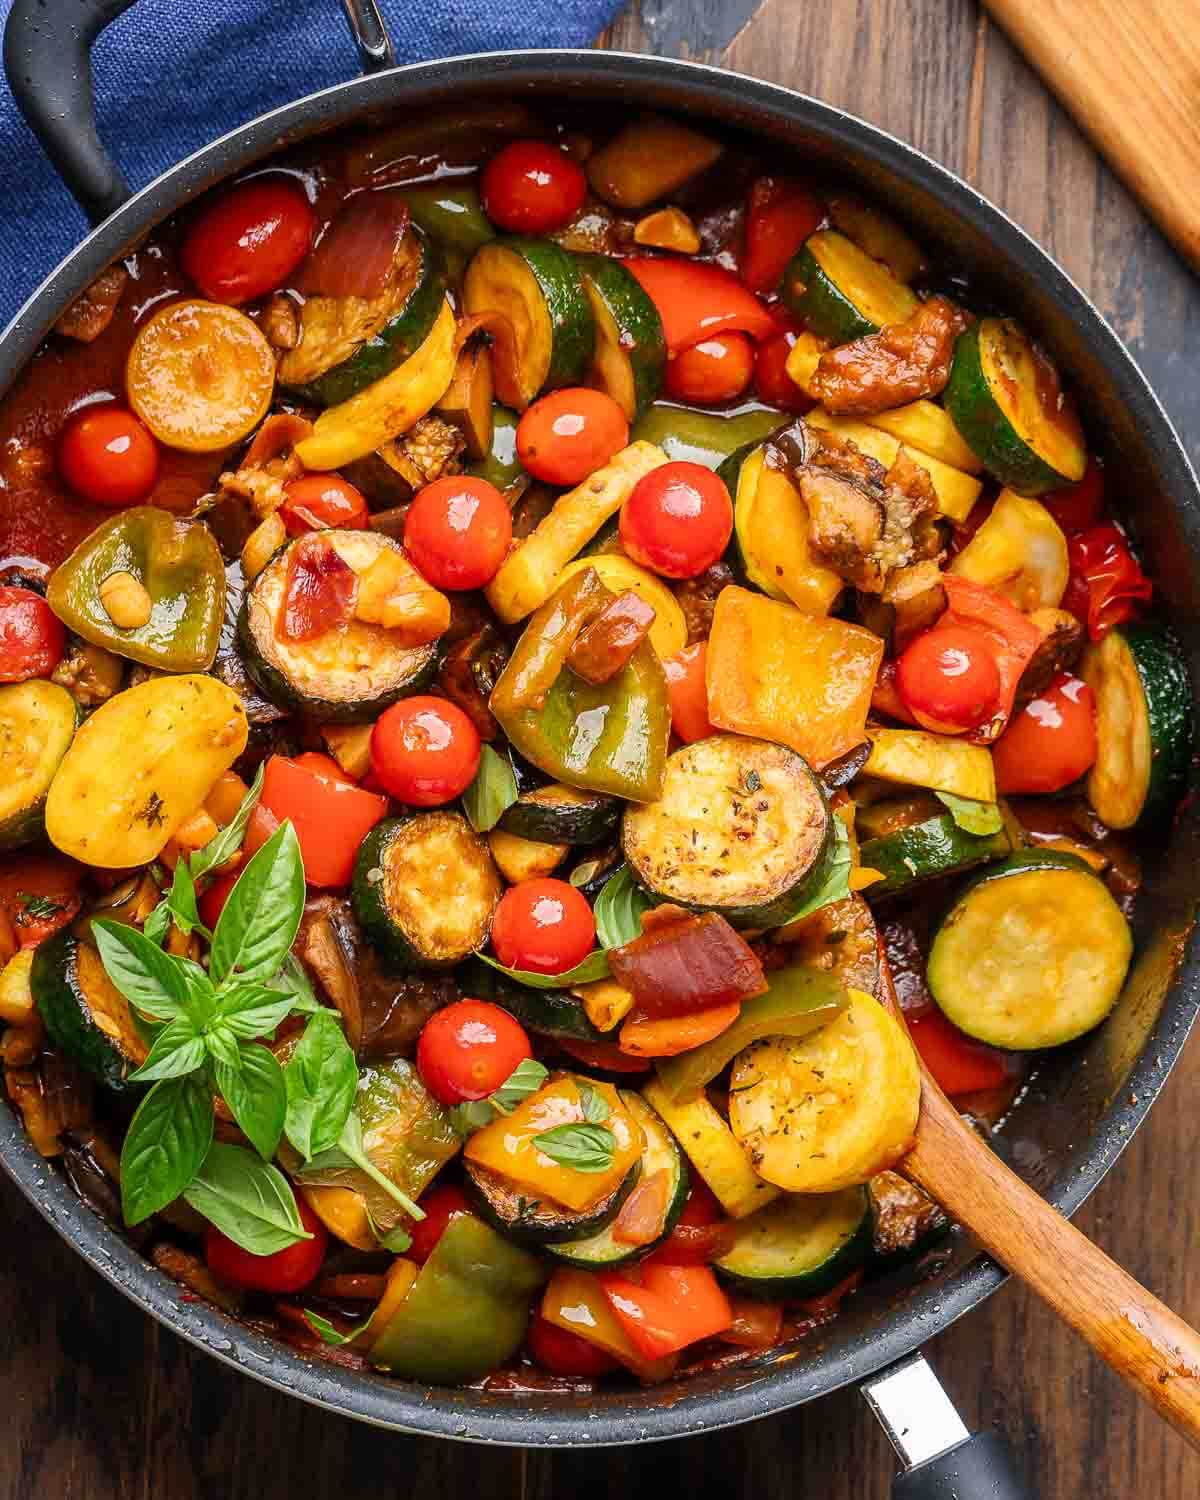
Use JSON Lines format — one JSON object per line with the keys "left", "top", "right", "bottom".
{"left": 741, "top": 176, "right": 825, "bottom": 294}
{"left": 600, "top": 1262, "right": 733, "bottom": 1359}
{"left": 1041, "top": 456, "right": 1105, "bottom": 536}
{"left": 1062, "top": 523, "right": 1153, "bottom": 641}
{"left": 643, "top": 1177, "right": 737, "bottom": 1265}
{"left": 608, "top": 910, "right": 767, "bottom": 1019}
{"left": 719, "top": 1297, "right": 784, "bottom": 1349}
{"left": 624, "top": 258, "right": 777, "bottom": 355}
{"left": 260, "top": 753, "right": 388, "bottom": 888}
{"left": 937, "top": 576, "right": 1045, "bottom": 743}
{"left": 906, "top": 1006, "right": 1012, "bottom": 1096}
{"left": 278, "top": 534, "right": 358, "bottom": 643}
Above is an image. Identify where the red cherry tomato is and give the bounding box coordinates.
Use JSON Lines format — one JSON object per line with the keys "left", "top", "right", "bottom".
{"left": 490, "top": 877, "right": 596, "bottom": 976}
{"left": 403, "top": 476, "right": 513, "bottom": 591}
{"left": 181, "top": 176, "right": 315, "bottom": 305}
{"left": 416, "top": 999, "right": 533, "bottom": 1105}
{"left": 259, "top": 753, "right": 388, "bottom": 888}
{"left": 1042, "top": 457, "right": 1105, "bottom": 536}
{"left": 370, "top": 696, "right": 481, "bottom": 806}
{"left": 516, "top": 388, "right": 629, "bottom": 486}
{"left": 663, "top": 332, "right": 755, "bottom": 406}
{"left": 0, "top": 587, "right": 65, "bottom": 682}
{"left": 280, "top": 474, "right": 369, "bottom": 534}
{"left": 58, "top": 406, "right": 159, "bottom": 507}
{"left": 663, "top": 642, "right": 714, "bottom": 743}
{"left": 205, "top": 1197, "right": 327, "bottom": 1293}
{"left": 480, "top": 141, "right": 587, "bottom": 235}
{"left": 198, "top": 870, "right": 240, "bottom": 930}
{"left": 406, "top": 1183, "right": 470, "bottom": 1264}
{"left": 991, "top": 672, "right": 1097, "bottom": 795}
{"left": 620, "top": 461, "right": 733, "bottom": 579}
{"left": 527, "top": 1316, "right": 619, "bottom": 1377}
{"left": 896, "top": 625, "right": 1003, "bottom": 734}
{"left": 754, "top": 327, "right": 816, "bottom": 413}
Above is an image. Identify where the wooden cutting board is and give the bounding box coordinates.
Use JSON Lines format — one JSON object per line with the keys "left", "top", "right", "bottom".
{"left": 983, "top": 0, "right": 1200, "bottom": 272}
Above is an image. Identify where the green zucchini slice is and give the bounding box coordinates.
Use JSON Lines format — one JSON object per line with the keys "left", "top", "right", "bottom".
{"left": 927, "top": 851, "right": 1133, "bottom": 1049}
{"left": 546, "top": 1092, "right": 688, "bottom": 1269}
{"left": 1080, "top": 622, "right": 1193, "bottom": 830}
{"left": 498, "top": 783, "right": 621, "bottom": 846}
{"left": 781, "top": 230, "right": 919, "bottom": 342}
{"left": 576, "top": 253, "right": 666, "bottom": 422}
{"left": 463, "top": 1156, "right": 640, "bottom": 1247}
{"left": 238, "top": 530, "right": 438, "bottom": 721}
{"left": 714, "top": 1187, "right": 872, "bottom": 1300}
{"left": 943, "top": 318, "right": 1087, "bottom": 493}
{"left": 621, "top": 735, "right": 831, "bottom": 927}
{"left": 0, "top": 680, "right": 77, "bottom": 852}
{"left": 278, "top": 224, "right": 446, "bottom": 407}
{"left": 32, "top": 929, "right": 148, "bottom": 1092}
{"left": 352, "top": 814, "right": 502, "bottom": 971}
{"left": 466, "top": 959, "right": 607, "bottom": 1043}
{"left": 859, "top": 813, "right": 1010, "bottom": 896}
{"left": 463, "top": 238, "right": 594, "bottom": 409}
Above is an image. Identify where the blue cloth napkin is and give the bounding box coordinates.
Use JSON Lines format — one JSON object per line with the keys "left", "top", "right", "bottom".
{"left": 0, "top": 0, "right": 621, "bottom": 326}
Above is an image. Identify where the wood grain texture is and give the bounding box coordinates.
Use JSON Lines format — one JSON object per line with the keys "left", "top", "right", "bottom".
{"left": 1, "top": 3, "right": 1197, "bottom": 1498}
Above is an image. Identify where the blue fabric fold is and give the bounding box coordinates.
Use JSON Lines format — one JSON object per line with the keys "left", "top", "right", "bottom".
{"left": 0, "top": 0, "right": 621, "bottom": 324}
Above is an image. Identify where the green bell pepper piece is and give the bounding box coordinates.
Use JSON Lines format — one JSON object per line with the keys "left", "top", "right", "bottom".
{"left": 46, "top": 507, "right": 225, "bottom": 672}
{"left": 466, "top": 404, "right": 523, "bottom": 494}
{"left": 631, "top": 402, "right": 784, "bottom": 471}
{"left": 403, "top": 184, "right": 496, "bottom": 255}
{"left": 655, "top": 965, "right": 848, "bottom": 1101}
{"left": 369, "top": 1213, "right": 546, "bottom": 1382}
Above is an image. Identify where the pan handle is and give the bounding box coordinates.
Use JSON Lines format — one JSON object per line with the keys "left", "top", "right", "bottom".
{"left": 2, "top": 0, "right": 397, "bottom": 226}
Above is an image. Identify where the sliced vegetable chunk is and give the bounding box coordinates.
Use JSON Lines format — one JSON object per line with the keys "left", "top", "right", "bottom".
{"left": 32, "top": 929, "right": 148, "bottom": 1091}
{"left": 732, "top": 446, "right": 843, "bottom": 615}
{"left": 782, "top": 230, "right": 919, "bottom": 342}
{"left": 863, "top": 728, "right": 996, "bottom": 803}
{"left": 555, "top": 553, "right": 687, "bottom": 661}
{"left": 859, "top": 812, "right": 1010, "bottom": 896}
{"left": 642, "top": 1079, "right": 779, "bottom": 1219}
{"left": 577, "top": 254, "right": 667, "bottom": 421}
{"left": 950, "top": 490, "right": 1069, "bottom": 611}
{"left": 0, "top": 680, "right": 76, "bottom": 852}
{"left": 714, "top": 1187, "right": 872, "bottom": 1299}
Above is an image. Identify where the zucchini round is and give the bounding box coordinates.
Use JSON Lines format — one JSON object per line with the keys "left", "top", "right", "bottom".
{"left": 943, "top": 318, "right": 1087, "bottom": 494}
{"left": 466, "top": 959, "right": 607, "bottom": 1043}
{"left": 238, "top": 530, "right": 438, "bottom": 721}
{"left": 859, "top": 813, "right": 1010, "bottom": 897}
{"left": 31, "top": 929, "right": 148, "bottom": 1092}
{"left": 1080, "top": 622, "right": 1192, "bottom": 830}
{"left": 576, "top": 253, "right": 666, "bottom": 422}
{"left": 622, "top": 735, "right": 831, "bottom": 927}
{"left": 927, "top": 851, "right": 1133, "bottom": 1049}
{"left": 463, "top": 1157, "right": 640, "bottom": 1247}
{"left": 352, "top": 814, "right": 502, "bottom": 971}
{"left": 0, "top": 680, "right": 77, "bottom": 852}
{"left": 498, "top": 783, "right": 621, "bottom": 846}
{"left": 781, "top": 230, "right": 919, "bottom": 342}
{"left": 714, "top": 1187, "right": 872, "bottom": 1300}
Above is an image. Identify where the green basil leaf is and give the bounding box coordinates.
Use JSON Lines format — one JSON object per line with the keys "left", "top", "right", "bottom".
{"left": 284, "top": 1011, "right": 358, "bottom": 1160}
{"left": 183, "top": 1141, "right": 309, "bottom": 1255}
{"left": 491, "top": 1057, "right": 549, "bottom": 1112}
{"left": 326, "top": 1113, "right": 424, "bottom": 1220}
{"left": 209, "top": 821, "right": 305, "bottom": 987}
{"left": 142, "top": 902, "right": 170, "bottom": 947}
{"left": 530, "top": 1122, "right": 615, "bottom": 1173}
{"left": 215, "top": 1044, "right": 286, "bottom": 1161}
{"left": 593, "top": 867, "right": 656, "bottom": 950}
{"left": 935, "top": 790, "right": 1005, "bottom": 836}
{"left": 762, "top": 815, "right": 853, "bottom": 928}
{"left": 214, "top": 985, "right": 300, "bottom": 1041}
{"left": 264, "top": 954, "right": 323, "bottom": 1014}
{"left": 190, "top": 762, "right": 265, "bottom": 880}
{"left": 120, "top": 1073, "right": 214, "bottom": 1225}
{"left": 303, "top": 1309, "right": 374, "bottom": 1346}
{"left": 205, "top": 1023, "right": 242, "bottom": 1070}
{"left": 461, "top": 743, "right": 519, "bottom": 833}
{"left": 577, "top": 1083, "right": 609, "bottom": 1124}
{"left": 128, "top": 1016, "right": 206, "bottom": 1083}
{"left": 446, "top": 1099, "right": 496, "bottom": 1137}
{"left": 92, "top": 919, "right": 192, "bottom": 1022}
{"left": 476, "top": 948, "right": 610, "bottom": 989}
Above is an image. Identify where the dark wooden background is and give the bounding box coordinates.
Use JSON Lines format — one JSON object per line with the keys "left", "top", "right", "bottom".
{"left": 2, "top": 1, "right": 1197, "bottom": 1495}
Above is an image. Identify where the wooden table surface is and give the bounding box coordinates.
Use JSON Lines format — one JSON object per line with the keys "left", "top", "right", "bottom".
{"left": 2, "top": 2, "right": 1197, "bottom": 1496}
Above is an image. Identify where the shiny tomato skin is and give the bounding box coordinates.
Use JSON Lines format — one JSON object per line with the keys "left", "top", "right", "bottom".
{"left": 280, "top": 475, "right": 369, "bottom": 533}
{"left": 754, "top": 327, "right": 815, "bottom": 413}
{"left": 406, "top": 1184, "right": 471, "bottom": 1264}
{"left": 663, "top": 332, "right": 755, "bottom": 406}
{"left": 259, "top": 754, "right": 388, "bottom": 888}
{"left": 370, "top": 696, "right": 481, "bottom": 806}
{"left": 663, "top": 642, "right": 714, "bottom": 743}
{"left": 480, "top": 141, "right": 587, "bottom": 234}
{"left": 991, "top": 673, "right": 1097, "bottom": 795}
{"left": 416, "top": 999, "right": 533, "bottom": 1105}
{"left": 0, "top": 587, "right": 66, "bottom": 682}
{"left": 180, "top": 176, "right": 315, "bottom": 304}
{"left": 516, "top": 388, "right": 630, "bottom": 486}
{"left": 896, "top": 625, "right": 1003, "bottom": 733}
{"left": 58, "top": 406, "right": 159, "bottom": 507}
{"left": 620, "top": 461, "right": 733, "bottom": 580}
{"left": 527, "top": 1316, "right": 619, "bottom": 1377}
{"left": 205, "top": 1198, "right": 327, "bottom": 1293}
{"left": 491, "top": 877, "right": 596, "bottom": 976}
{"left": 403, "top": 476, "right": 513, "bottom": 591}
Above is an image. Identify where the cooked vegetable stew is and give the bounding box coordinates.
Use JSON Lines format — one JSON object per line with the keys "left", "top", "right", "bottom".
{"left": 0, "top": 103, "right": 1190, "bottom": 1392}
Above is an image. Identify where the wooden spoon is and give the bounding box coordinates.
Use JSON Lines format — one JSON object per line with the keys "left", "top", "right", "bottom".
{"left": 877, "top": 949, "right": 1200, "bottom": 1448}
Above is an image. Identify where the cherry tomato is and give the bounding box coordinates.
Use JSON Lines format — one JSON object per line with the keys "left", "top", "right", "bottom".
{"left": 991, "top": 672, "right": 1097, "bottom": 795}
{"left": 180, "top": 176, "right": 315, "bottom": 305}
{"left": 663, "top": 642, "right": 714, "bottom": 743}
{"left": 527, "top": 1316, "right": 619, "bottom": 1377}
{"left": 58, "top": 406, "right": 159, "bottom": 507}
{"left": 280, "top": 474, "right": 369, "bottom": 534}
{"left": 416, "top": 999, "right": 533, "bottom": 1105}
{"left": 260, "top": 753, "right": 388, "bottom": 888}
{"left": 198, "top": 870, "right": 240, "bottom": 930}
{"left": 516, "top": 388, "right": 629, "bottom": 486}
{"left": 620, "top": 461, "right": 733, "bottom": 580}
{"left": 406, "top": 1183, "right": 470, "bottom": 1264}
{"left": 491, "top": 877, "right": 596, "bottom": 976}
{"left": 1042, "top": 456, "right": 1105, "bottom": 536}
{"left": 754, "top": 327, "right": 815, "bottom": 413}
{"left": 480, "top": 141, "right": 587, "bottom": 235}
{"left": 0, "top": 587, "right": 65, "bottom": 682}
{"left": 896, "top": 625, "right": 1003, "bottom": 734}
{"left": 205, "top": 1197, "right": 327, "bottom": 1293}
{"left": 403, "top": 476, "right": 513, "bottom": 591}
{"left": 370, "top": 696, "right": 481, "bottom": 806}
{"left": 663, "top": 332, "right": 755, "bottom": 406}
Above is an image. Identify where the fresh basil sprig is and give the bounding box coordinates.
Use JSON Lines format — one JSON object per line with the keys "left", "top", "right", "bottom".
{"left": 476, "top": 949, "right": 610, "bottom": 989}
{"left": 183, "top": 1142, "right": 311, "bottom": 1255}
{"left": 447, "top": 1056, "right": 549, "bottom": 1137}
{"left": 531, "top": 1122, "right": 616, "bottom": 1173}
{"left": 461, "top": 744, "right": 519, "bottom": 833}
{"left": 593, "top": 867, "right": 655, "bottom": 949}
{"left": 294, "top": 1113, "right": 426, "bottom": 1222}
{"left": 283, "top": 1009, "right": 359, "bottom": 1160}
